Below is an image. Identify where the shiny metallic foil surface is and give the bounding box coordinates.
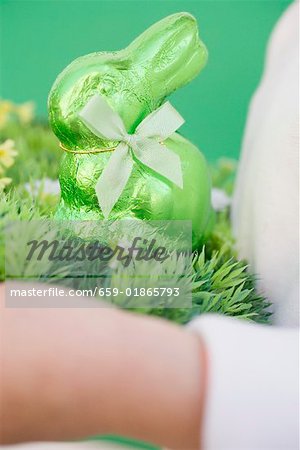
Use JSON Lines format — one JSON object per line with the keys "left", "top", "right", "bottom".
{"left": 48, "top": 12, "right": 214, "bottom": 248}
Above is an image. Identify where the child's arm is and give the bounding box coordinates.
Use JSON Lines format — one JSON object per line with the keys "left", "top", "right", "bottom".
{"left": 0, "top": 284, "right": 206, "bottom": 450}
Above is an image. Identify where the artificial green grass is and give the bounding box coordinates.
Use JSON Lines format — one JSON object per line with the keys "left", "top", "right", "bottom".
{"left": 0, "top": 113, "right": 271, "bottom": 325}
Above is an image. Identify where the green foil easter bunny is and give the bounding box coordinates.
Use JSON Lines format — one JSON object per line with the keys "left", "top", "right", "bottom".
{"left": 48, "top": 12, "right": 214, "bottom": 247}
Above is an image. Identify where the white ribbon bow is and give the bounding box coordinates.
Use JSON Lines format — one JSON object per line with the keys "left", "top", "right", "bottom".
{"left": 79, "top": 94, "right": 184, "bottom": 218}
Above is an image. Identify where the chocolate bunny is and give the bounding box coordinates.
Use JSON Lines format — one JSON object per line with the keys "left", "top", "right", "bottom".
{"left": 48, "top": 12, "right": 214, "bottom": 247}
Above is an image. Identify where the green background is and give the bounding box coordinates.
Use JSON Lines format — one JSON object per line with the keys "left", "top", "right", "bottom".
{"left": 0, "top": 2, "right": 293, "bottom": 448}
{"left": 0, "top": 0, "right": 292, "bottom": 161}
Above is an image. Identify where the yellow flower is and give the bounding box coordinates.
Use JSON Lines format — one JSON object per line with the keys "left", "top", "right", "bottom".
{"left": 0, "top": 139, "right": 18, "bottom": 169}
{"left": 0, "top": 100, "right": 35, "bottom": 128}
{"left": 0, "top": 100, "right": 14, "bottom": 129}
{"left": 16, "top": 101, "right": 35, "bottom": 124}
{"left": 0, "top": 177, "right": 12, "bottom": 191}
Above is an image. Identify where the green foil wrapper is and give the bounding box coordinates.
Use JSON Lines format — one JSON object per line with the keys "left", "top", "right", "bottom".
{"left": 48, "top": 12, "right": 214, "bottom": 247}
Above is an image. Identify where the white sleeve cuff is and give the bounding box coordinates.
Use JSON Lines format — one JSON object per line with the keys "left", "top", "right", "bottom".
{"left": 188, "top": 315, "right": 299, "bottom": 450}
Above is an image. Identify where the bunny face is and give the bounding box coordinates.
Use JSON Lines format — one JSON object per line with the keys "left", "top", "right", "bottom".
{"left": 48, "top": 12, "right": 207, "bottom": 150}
{"left": 49, "top": 12, "right": 213, "bottom": 248}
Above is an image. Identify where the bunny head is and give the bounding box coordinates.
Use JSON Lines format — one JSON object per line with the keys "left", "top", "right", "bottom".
{"left": 48, "top": 12, "right": 207, "bottom": 150}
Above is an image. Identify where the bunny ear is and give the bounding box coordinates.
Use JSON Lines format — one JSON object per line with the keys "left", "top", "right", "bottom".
{"left": 129, "top": 13, "right": 208, "bottom": 98}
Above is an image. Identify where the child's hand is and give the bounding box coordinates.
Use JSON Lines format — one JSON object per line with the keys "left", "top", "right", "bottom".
{"left": 0, "top": 283, "right": 206, "bottom": 450}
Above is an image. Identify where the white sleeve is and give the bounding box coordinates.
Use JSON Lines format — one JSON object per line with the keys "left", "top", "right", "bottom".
{"left": 188, "top": 315, "right": 299, "bottom": 450}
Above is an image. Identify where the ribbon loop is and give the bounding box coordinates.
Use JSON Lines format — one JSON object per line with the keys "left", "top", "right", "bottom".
{"left": 136, "top": 101, "right": 185, "bottom": 139}
{"left": 79, "top": 94, "right": 127, "bottom": 141}
{"left": 79, "top": 94, "right": 184, "bottom": 218}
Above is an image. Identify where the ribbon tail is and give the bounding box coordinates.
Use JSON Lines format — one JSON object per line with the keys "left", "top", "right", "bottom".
{"left": 133, "top": 139, "right": 183, "bottom": 189}
{"left": 95, "top": 143, "right": 133, "bottom": 218}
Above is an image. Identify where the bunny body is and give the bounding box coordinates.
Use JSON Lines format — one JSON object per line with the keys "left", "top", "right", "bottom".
{"left": 49, "top": 13, "right": 213, "bottom": 247}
